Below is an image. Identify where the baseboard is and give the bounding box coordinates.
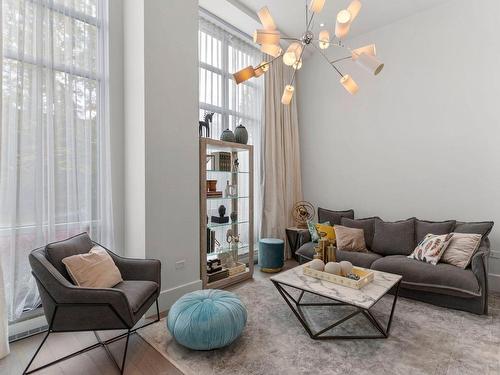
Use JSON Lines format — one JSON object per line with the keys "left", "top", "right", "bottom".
{"left": 489, "top": 273, "right": 500, "bottom": 293}
{"left": 154, "top": 279, "right": 203, "bottom": 314}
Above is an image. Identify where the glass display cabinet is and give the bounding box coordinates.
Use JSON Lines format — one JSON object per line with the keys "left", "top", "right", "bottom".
{"left": 199, "top": 138, "right": 254, "bottom": 288}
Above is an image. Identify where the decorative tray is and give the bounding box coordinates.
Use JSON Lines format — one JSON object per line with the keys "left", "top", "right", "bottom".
{"left": 303, "top": 264, "right": 374, "bottom": 289}
{"left": 227, "top": 262, "right": 246, "bottom": 276}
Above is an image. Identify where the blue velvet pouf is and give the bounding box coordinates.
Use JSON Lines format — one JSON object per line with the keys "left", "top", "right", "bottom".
{"left": 259, "top": 238, "right": 285, "bottom": 273}
{"left": 167, "top": 289, "right": 247, "bottom": 350}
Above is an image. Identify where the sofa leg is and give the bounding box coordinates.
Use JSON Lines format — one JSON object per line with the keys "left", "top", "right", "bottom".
{"left": 23, "top": 330, "right": 50, "bottom": 374}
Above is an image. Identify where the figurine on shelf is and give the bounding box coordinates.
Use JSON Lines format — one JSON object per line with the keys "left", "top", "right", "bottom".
{"left": 199, "top": 112, "right": 214, "bottom": 138}
{"left": 211, "top": 204, "right": 229, "bottom": 224}
{"left": 232, "top": 158, "right": 239, "bottom": 173}
{"left": 207, "top": 259, "right": 222, "bottom": 274}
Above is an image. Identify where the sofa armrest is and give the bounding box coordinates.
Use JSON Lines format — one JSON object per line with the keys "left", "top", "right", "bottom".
{"left": 471, "top": 239, "right": 490, "bottom": 314}
{"left": 297, "top": 229, "right": 312, "bottom": 247}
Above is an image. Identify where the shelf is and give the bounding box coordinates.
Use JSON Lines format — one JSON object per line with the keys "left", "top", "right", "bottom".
{"left": 207, "top": 220, "right": 249, "bottom": 229}
{"left": 206, "top": 170, "right": 249, "bottom": 174}
{"left": 203, "top": 138, "right": 252, "bottom": 152}
{"left": 207, "top": 244, "right": 249, "bottom": 257}
{"left": 207, "top": 195, "right": 249, "bottom": 201}
{"left": 206, "top": 268, "right": 251, "bottom": 289}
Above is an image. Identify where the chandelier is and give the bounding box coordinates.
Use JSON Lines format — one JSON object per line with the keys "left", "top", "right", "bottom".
{"left": 232, "top": 0, "right": 384, "bottom": 104}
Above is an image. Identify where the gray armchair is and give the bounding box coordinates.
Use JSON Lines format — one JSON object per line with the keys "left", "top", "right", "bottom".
{"left": 25, "top": 233, "right": 161, "bottom": 374}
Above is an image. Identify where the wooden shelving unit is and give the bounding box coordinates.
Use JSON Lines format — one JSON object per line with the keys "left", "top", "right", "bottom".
{"left": 199, "top": 138, "right": 254, "bottom": 289}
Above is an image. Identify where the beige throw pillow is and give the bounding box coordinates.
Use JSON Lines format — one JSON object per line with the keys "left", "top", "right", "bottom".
{"left": 334, "top": 225, "right": 367, "bottom": 252}
{"left": 62, "top": 245, "right": 123, "bottom": 288}
{"left": 440, "top": 233, "right": 482, "bottom": 269}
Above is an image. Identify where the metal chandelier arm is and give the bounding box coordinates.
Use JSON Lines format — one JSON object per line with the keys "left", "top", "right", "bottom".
{"left": 311, "top": 43, "right": 344, "bottom": 78}
{"left": 330, "top": 56, "right": 352, "bottom": 64}
{"left": 289, "top": 44, "right": 308, "bottom": 87}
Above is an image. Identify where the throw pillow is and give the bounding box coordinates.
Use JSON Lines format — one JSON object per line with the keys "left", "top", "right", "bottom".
{"left": 315, "top": 223, "right": 335, "bottom": 241}
{"left": 62, "top": 245, "right": 123, "bottom": 288}
{"left": 340, "top": 217, "right": 378, "bottom": 249}
{"left": 415, "top": 219, "right": 455, "bottom": 244}
{"left": 334, "top": 225, "right": 367, "bottom": 252}
{"left": 440, "top": 233, "right": 482, "bottom": 268}
{"left": 371, "top": 218, "right": 416, "bottom": 256}
{"left": 307, "top": 220, "right": 330, "bottom": 242}
{"left": 408, "top": 233, "right": 453, "bottom": 265}
{"left": 317, "top": 208, "right": 354, "bottom": 225}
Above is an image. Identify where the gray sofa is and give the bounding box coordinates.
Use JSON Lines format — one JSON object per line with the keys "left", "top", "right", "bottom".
{"left": 295, "top": 207, "right": 493, "bottom": 315}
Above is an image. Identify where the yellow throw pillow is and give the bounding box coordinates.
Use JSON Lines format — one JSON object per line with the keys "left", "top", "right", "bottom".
{"left": 315, "top": 223, "right": 336, "bottom": 241}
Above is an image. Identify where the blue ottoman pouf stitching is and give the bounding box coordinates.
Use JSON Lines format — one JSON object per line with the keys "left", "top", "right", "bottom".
{"left": 167, "top": 289, "right": 247, "bottom": 350}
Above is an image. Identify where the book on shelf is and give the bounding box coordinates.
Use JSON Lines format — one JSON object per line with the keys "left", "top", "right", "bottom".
{"left": 212, "top": 152, "right": 231, "bottom": 171}
{"left": 207, "top": 191, "right": 223, "bottom": 198}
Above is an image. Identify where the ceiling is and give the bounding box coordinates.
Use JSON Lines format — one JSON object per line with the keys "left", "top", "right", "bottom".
{"left": 213, "top": 0, "right": 451, "bottom": 40}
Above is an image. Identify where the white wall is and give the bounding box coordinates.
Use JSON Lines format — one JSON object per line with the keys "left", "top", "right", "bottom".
{"left": 123, "top": 0, "right": 201, "bottom": 311}
{"left": 297, "top": 0, "right": 500, "bottom": 288}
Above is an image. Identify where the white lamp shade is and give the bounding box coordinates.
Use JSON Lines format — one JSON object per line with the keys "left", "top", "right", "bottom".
{"left": 309, "top": 0, "right": 325, "bottom": 13}
{"left": 292, "top": 59, "right": 302, "bottom": 70}
{"left": 351, "top": 44, "right": 376, "bottom": 60}
{"left": 233, "top": 66, "right": 255, "bottom": 84}
{"left": 318, "top": 30, "right": 330, "bottom": 49}
{"left": 356, "top": 52, "right": 384, "bottom": 75}
{"left": 261, "top": 44, "right": 282, "bottom": 57}
{"left": 257, "top": 6, "right": 277, "bottom": 30}
{"left": 281, "top": 85, "right": 294, "bottom": 105}
{"left": 253, "top": 29, "right": 280, "bottom": 45}
{"left": 283, "top": 42, "right": 302, "bottom": 66}
{"left": 347, "top": 0, "right": 362, "bottom": 21}
{"left": 340, "top": 75, "right": 359, "bottom": 95}
{"left": 335, "top": 10, "right": 352, "bottom": 39}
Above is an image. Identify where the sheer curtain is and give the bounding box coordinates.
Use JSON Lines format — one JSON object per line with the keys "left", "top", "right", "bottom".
{"left": 199, "top": 13, "right": 263, "bottom": 249}
{"left": 0, "top": 0, "right": 113, "bottom": 322}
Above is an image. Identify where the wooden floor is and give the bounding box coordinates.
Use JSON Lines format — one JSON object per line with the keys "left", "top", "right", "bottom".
{"left": 1, "top": 327, "right": 183, "bottom": 375}
{"left": 0, "top": 261, "right": 299, "bottom": 375}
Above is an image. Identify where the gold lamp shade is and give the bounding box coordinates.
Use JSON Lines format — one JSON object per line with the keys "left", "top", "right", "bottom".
{"left": 335, "top": 10, "right": 352, "bottom": 39}
{"left": 340, "top": 75, "right": 359, "bottom": 95}
{"left": 283, "top": 42, "right": 302, "bottom": 66}
{"left": 257, "top": 6, "right": 276, "bottom": 30}
{"left": 233, "top": 66, "right": 255, "bottom": 84}
{"left": 253, "top": 29, "right": 280, "bottom": 45}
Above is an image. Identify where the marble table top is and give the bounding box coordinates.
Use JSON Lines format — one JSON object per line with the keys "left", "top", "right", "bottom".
{"left": 270, "top": 263, "right": 402, "bottom": 310}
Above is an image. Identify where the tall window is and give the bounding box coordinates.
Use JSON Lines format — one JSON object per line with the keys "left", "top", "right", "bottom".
{"left": 1, "top": 0, "right": 113, "bottom": 321}
{"left": 198, "top": 13, "right": 263, "bottom": 249}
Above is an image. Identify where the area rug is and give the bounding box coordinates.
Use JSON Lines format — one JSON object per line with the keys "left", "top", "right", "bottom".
{"left": 138, "top": 276, "right": 500, "bottom": 375}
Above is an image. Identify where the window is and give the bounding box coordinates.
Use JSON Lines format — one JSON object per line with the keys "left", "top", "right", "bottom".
{"left": 198, "top": 13, "right": 263, "bottom": 252}
{"left": 1, "top": 0, "right": 113, "bottom": 321}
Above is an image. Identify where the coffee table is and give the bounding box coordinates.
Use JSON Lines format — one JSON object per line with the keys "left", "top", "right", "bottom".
{"left": 270, "top": 263, "right": 402, "bottom": 340}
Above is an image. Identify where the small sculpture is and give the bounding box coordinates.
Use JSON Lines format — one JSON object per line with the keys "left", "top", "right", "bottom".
{"left": 292, "top": 201, "right": 315, "bottom": 229}
{"left": 230, "top": 211, "right": 238, "bottom": 223}
{"left": 220, "top": 129, "right": 236, "bottom": 142}
{"left": 324, "top": 262, "right": 341, "bottom": 275}
{"left": 218, "top": 205, "right": 226, "bottom": 218}
{"left": 199, "top": 112, "right": 214, "bottom": 138}
{"left": 309, "top": 259, "right": 325, "bottom": 271}
{"left": 232, "top": 158, "right": 239, "bottom": 172}
{"left": 234, "top": 124, "right": 248, "bottom": 144}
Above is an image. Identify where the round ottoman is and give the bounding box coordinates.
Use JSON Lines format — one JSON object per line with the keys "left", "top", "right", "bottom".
{"left": 167, "top": 289, "right": 247, "bottom": 350}
{"left": 259, "top": 238, "right": 285, "bottom": 273}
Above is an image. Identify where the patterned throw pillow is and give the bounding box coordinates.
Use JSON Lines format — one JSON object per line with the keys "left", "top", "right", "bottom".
{"left": 307, "top": 220, "right": 330, "bottom": 242}
{"left": 315, "top": 223, "right": 335, "bottom": 241}
{"left": 408, "top": 233, "right": 453, "bottom": 265}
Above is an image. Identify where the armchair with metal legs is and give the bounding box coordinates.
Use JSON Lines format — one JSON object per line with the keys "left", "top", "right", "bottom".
{"left": 25, "top": 233, "right": 162, "bottom": 374}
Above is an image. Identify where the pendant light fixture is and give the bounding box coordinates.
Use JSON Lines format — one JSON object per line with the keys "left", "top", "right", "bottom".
{"left": 232, "top": 0, "right": 385, "bottom": 103}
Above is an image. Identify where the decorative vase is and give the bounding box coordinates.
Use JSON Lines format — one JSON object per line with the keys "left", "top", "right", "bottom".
{"left": 230, "top": 211, "right": 238, "bottom": 222}
{"left": 234, "top": 124, "right": 248, "bottom": 144}
{"left": 218, "top": 205, "right": 226, "bottom": 218}
{"left": 220, "top": 129, "right": 235, "bottom": 143}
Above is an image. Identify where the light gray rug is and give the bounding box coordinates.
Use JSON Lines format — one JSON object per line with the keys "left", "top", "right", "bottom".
{"left": 139, "top": 276, "right": 500, "bottom": 375}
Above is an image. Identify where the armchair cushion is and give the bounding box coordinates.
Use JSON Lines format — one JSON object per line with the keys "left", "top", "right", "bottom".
{"left": 46, "top": 233, "right": 94, "bottom": 281}
{"left": 113, "top": 280, "right": 159, "bottom": 313}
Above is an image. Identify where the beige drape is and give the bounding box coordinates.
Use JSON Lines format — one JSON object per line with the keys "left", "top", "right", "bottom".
{"left": 260, "top": 59, "right": 303, "bottom": 259}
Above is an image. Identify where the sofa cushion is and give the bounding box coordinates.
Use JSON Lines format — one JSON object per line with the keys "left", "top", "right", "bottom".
{"left": 295, "top": 242, "right": 315, "bottom": 260}
{"left": 454, "top": 221, "right": 494, "bottom": 238}
{"left": 371, "top": 218, "right": 415, "bottom": 256}
{"left": 340, "top": 217, "right": 377, "bottom": 249}
{"left": 113, "top": 280, "right": 159, "bottom": 313}
{"left": 318, "top": 207, "right": 354, "bottom": 225}
{"left": 371, "top": 255, "right": 480, "bottom": 298}
{"left": 415, "top": 219, "right": 455, "bottom": 244}
{"left": 335, "top": 250, "right": 382, "bottom": 269}
{"left": 46, "top": 232, "right": 94, "bottom": 281}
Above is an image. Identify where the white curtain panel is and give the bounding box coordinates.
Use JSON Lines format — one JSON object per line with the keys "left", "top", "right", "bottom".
{"left": 0, "top": 0, "right": 113, "bottom": 321}
{"left": 261, "top": 58, "right": 303, "bottom": 258}
{"left": 199, "top": 14, "right": 263, "bottom": 247}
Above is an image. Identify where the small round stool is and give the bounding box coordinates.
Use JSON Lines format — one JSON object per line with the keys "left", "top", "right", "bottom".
{"left": 259, "top": 238, "right": 285, "bottom": 273}
{"left": 167, "top": 289, "right": 247, "bottom": 350}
